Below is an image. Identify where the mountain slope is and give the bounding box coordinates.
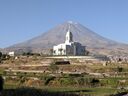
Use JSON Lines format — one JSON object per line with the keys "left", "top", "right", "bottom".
{"left": 6, "top": 21, "right": 128, "bottom": 55}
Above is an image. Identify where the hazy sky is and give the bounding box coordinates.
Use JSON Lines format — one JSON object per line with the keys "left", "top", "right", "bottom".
{"left": 0, "top": 0, "right": 128, "bottom": 48}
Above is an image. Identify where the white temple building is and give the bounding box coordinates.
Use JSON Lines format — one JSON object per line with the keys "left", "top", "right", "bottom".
{"left": 53, "top": 26, "right": 86, "bottom": 56}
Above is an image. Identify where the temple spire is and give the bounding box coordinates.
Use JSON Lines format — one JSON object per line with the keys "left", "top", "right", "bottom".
{"left": 68, "top": 22, "right": 71, "bottom": 32}
{"left": 65, "top": 23, "right": 73, "bottom": 43}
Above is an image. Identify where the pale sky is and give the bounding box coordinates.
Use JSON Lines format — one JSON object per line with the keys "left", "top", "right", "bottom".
{"left": 0, "top": 0, "right": 128, "bottom": 48}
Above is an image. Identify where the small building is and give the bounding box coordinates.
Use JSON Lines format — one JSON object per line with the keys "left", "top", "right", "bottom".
{"left": 8, "top": 51, "right": 15, "bottom": 56}
{"left": 53, "top": 26, "right": 86, "bottom": 56}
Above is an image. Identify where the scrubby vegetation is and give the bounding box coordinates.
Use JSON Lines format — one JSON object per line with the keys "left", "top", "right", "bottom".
{"left": 2, "top": 87, "right": 80, "bottom": 96}
{"left": 1, "top": 54, "right": 128, "bottom": 96}
{"left": 2, "top": 72, "right": 128, "bottom": 96}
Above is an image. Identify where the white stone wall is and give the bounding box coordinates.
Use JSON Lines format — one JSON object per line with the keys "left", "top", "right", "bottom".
{"left": 53, "top": 30, "right": 86, "bottom": 56}
{"left": 53, "top": 42, "right": 86, "bottom": 56}
{"left": 8, "top": 51, "right": 15, "bottom": 56}
{"left": 53, "top": 43, "right": 66, "bottom": 55}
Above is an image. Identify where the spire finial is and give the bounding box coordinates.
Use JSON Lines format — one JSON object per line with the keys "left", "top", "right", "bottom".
{"left": 67, "top": 21, "right": 73, "bottom": 32}
{"left": 68, "top": 22, "right": 71, "bottom": 32}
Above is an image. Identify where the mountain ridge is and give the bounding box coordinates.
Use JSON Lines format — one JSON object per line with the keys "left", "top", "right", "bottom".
{"left": 4, "top": 21, "right": 128, "bottom": 55}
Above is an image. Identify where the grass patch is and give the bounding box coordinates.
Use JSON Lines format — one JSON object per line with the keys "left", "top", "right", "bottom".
{"left": 4, "top": 84, "right": 119, "bottom": 96}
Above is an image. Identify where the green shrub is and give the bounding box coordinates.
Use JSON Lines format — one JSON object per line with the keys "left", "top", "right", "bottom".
{"left": 44, "top": 76, "right": 56, "bottom": 85}
{"left": 76, "top": 77, "right": 85, "bottom": 86}
{"left": 90, "top": 78, "right": 100, "bottom": 87}
{"left": 59, "top": 77, "right": 76, "bottom": 86}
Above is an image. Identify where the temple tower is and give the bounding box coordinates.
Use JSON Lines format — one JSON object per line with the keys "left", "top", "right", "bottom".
{"left": 65, "top": 24, "right": 73, "bottom": 43}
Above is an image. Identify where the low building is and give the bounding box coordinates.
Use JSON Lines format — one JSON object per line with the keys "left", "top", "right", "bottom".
{"left": 8, "top": 51, "right": 15, "bottom": 56}
{"left": 53, "top": 26, "right": 86, "bottom": 56}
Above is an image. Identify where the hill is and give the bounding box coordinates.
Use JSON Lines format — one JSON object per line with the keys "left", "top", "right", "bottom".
{"left": 5, "top": 21, "right": 128, "bottom": 55}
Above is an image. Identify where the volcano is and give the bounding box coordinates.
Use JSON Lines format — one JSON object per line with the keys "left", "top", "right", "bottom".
{"left": 6, "top": 21, "right": 128, "bottom": 55}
